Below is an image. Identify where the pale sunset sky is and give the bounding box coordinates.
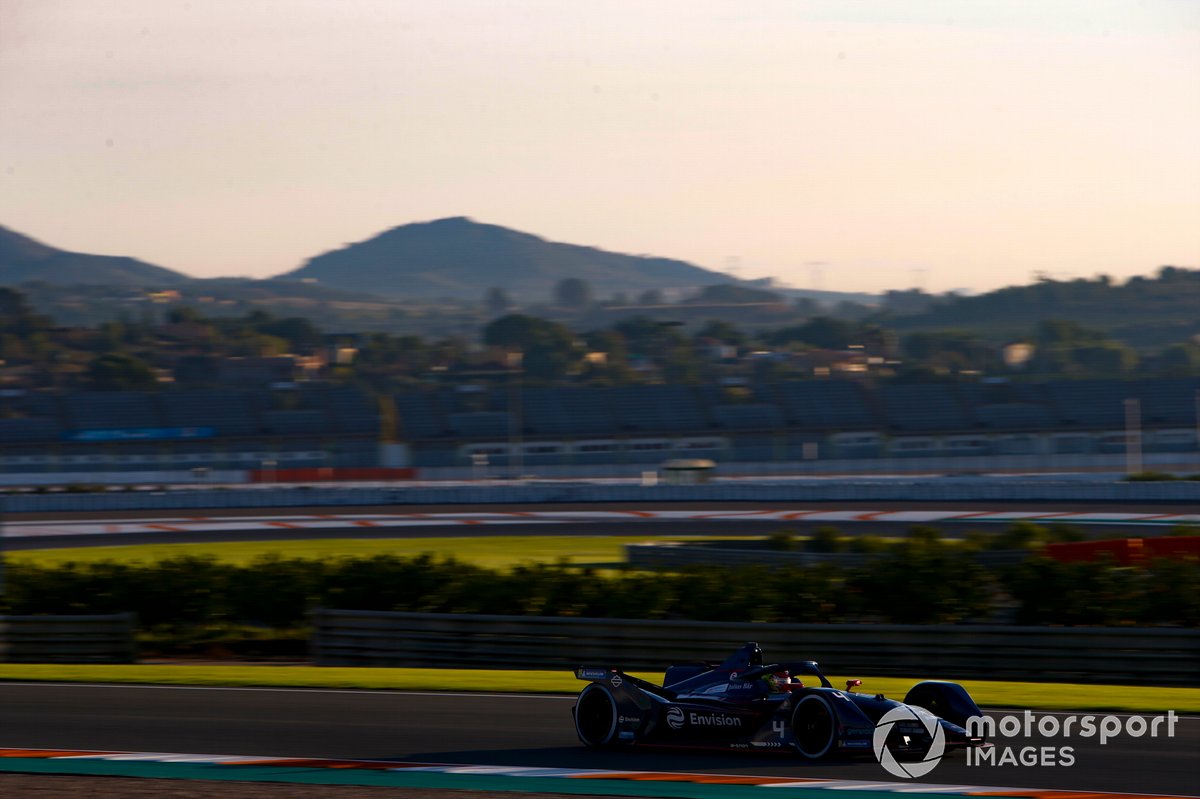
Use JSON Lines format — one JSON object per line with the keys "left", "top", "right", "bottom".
{"left": 1, "top": 0, "right": 1197, "bottom": 294}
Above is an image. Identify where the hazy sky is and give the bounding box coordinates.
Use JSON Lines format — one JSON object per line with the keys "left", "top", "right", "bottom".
{"left": 2, "top": 1, "right": 1197, "bottom": 294}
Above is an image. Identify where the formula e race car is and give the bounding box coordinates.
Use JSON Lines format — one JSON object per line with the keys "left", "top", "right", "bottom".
{"left": 572, "top": 642, "right": 986, "bottom": 760}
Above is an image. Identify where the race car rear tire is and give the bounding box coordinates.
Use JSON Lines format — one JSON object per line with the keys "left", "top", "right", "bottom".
{"left": 791, "top": 694, "right": 836, "bottom": 760}
{"left": 574, "top": 684, "right": 619, "bottom": 748}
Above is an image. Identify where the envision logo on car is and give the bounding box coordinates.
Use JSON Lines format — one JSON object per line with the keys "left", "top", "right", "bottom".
{"left": 666, "top": 707, "right": 685, "bottom": 730}
{"left": 689, "top": 712, "right": 742, "bottom": 727}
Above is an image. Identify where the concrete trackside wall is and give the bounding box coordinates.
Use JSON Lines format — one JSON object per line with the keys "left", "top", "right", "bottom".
{"left": 3, "top": 479, "right": 1199, "bottom": 512}
{"left": 312, "top": 610, "right": 1200, "bottom": 686}
{"left": 0, "top": 613, "right": 136, "bottom": 663}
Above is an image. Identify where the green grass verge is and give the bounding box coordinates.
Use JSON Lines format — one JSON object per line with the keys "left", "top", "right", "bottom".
{"left": 7, "top": 534, "right": 736, "bottom": 569}
{"left": 0, "top": 664, "right": 1195, "bottom": 712}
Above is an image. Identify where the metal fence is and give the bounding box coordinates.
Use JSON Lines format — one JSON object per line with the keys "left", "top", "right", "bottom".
{"left": 0, "top": 613, "right": 137, "bottom": 663}
{"left": 625, "top": 543, "right": 1030, "bottom": 570}
{"left": 4, "top": 479, "right": 1200, "bottom": 512}
{"left": 312, "top": 610, "right": 1200, "bottom": 687}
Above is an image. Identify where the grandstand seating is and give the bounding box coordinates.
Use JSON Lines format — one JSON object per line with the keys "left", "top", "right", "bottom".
{"left": 448, "top": 411, "right": 511, "bottom": 438}
{"left": 0, "top": 377, "right": 1196, "bottom": 472}
{"left": 161, "top": 389, "right": 258, "bottom": 435}
{"left": 973, "top": 402, "right": 1056, "bottom": 429}
{"left": 520, "top": 387, "right": 578, "bottom": 436}
{"left": 711, "top": 403, "right": 784, "bottom": 430}
{"left": 1140, "top": 378, "right": 1200, "bottom": 425}
{"left": 0, "top": 417, "right": 61, "bottom": 443}
{"left": 778, "top": 381, "right": 875, "bottom": 429}
{"left": 66, "top": 392, "right": 163, "bottom": 430}
{"left": 327, "top": 386, "right": 380, "bottom": 435}
{"left": 393, "top": 392, "right": 446, "bottom": 438}
{"left": 552, "top": 389, "right": 617, "bottom": 435}
{"left": 1043, "top": 380, "right": 1134, "bottom": 428}
{"left": 877, "top": 384, "right": 970, "bottom": 432}
{"left": 263, "top": 409, "right": 330, "bottom": 435}
{"left": 609, "top": 385, "right": 707, "bottom": 432}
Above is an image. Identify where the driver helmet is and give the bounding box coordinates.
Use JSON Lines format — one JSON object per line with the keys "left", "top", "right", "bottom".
{"left": 765, "top": 670, "right": 790, "bottom": 692}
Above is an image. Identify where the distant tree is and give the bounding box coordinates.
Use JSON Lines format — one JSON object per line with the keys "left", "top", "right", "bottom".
{"left": 902, "top": 330, "right": 996, "bottom": 372}
{"left": 696, "top": 320, "right": 748, "bottom": 347}
{"left": 95, "top": 321, "right": 127, "bottom": 353}
{"left": 0, "top": 287, "right": 50, "bottom": 336}
{"left": 554, "top": 277, "right": 593, "bottom": 309}
{"left": 173, "top": 355, "right": 220, "bottom": 387}
{"left": 0, "top": 287, "right": 33, "bottom": 318}
{"left": 485, "top": 314, "right": 556, "bottom": 350}
{"left": 485, "top": 287, "right": 512, "bottom": 316}
{"left": 882, "top": 289, "right": 936, "bottom": 316}
{"left": 255, "top": 316, "right": 322, "bottom": 351}
{"left": 166, "top": 306, "right": 205, "bottom": 325}
{"left": 1036, "top": 320, "right": 1103, "bottom": 345}
{"left": 611, "top": 317, "right": 686, "bottom": 359}
{"left": 1072, "top": 343, "right": 1138, "bottom": 374}
{"left": 483, "top": 313, "right": 582, "bottom": 380}
{"left": 1159, "top": 343, "right": 1200, "bottom": 374}
{"left": 690, "top": 284, "right": 782, "bottom": 304}
{"left": 792, "top": 297, "right": 821, "bottom": 316}
{"left": 768, "top": 317, "right": 855, "bottom": 350}
{"left": 87, "top": 352, "right": 158, "bottom": 391}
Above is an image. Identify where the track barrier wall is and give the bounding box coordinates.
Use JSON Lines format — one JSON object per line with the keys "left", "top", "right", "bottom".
{"left": 625, "top": 542, "right": 1031, "bottom": 570}
{"left": 311, "top": 610, "right": 1200, "bottom": 686}
{"left": 0, "top": 613, "right": 136, "bottom": 663}
{"left": 3, "top": 479, "right": 1200, "bottom": 512}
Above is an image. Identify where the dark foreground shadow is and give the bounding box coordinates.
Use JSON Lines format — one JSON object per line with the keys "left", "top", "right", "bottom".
{"left": 401, "top": 745, "right": 882, "bottom": 778}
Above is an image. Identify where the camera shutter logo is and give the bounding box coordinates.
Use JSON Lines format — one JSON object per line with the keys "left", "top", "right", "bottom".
{"left": 872, "top": 706, "right": 946, "bottom": 779}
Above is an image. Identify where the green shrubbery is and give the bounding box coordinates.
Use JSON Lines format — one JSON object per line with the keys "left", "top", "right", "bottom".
{"left": 3, "top": 540, "right": 1196, "bottom": 643}
{"left": 1124, "top": 471, "right": 1200, "bottom": 481}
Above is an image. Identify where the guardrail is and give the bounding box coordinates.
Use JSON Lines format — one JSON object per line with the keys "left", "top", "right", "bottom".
{"left": 4, "top": 479, "right": 1200, "bottom": 512}
{"left": 625, "top": 542, "right": 1030, "bottom": 570}
{"left": 0, "top": 613, "right": 136, "bottom": 663}
{"left": 312, "top": 609, "right": 1200, "bottom": 686}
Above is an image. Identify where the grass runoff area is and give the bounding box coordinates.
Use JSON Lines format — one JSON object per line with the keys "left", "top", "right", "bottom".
{"left": 0, "top": 665, "right": 1195, "bottom": 713}
{"left": 7, "top": 534, "right": 723, "bottom": 569}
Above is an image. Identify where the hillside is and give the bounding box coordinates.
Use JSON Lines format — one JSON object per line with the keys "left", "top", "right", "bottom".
{"left": 276, "top": 217, "right": 732, "bottom": 300}
{"left": 0, "top": 226, "right": 189, "bottom": 287}
{"left": 881, "top": 267, "right": 1200, "bottom": 347}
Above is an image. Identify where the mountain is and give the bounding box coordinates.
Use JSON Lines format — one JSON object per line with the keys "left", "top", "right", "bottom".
{"left": 878, "top": 267, "right": 1200, "bottom": 348}
{"left": 0, "top": 226, "right": 189, "bottom": 287}
{"left": 276, "top": 217, "right": 733, "bottom": 300}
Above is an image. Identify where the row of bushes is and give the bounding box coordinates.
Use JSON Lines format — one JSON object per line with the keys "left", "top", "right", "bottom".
{"left": 3, "top": 541, "right": 1197, "bottom": 632}
{"left": 1124, "top": 471, "right": 1200, "bottom": 481}
{"left": 766, "top": 521, "right": 1105, "bottom": 554}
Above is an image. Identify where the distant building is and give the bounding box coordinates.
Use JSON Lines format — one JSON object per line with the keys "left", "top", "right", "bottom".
{"left": 1003, "top": 341, "right": 1036, "bottom": 370}
{"left": 218, "top": 355, "right": 322, "bottom": 386}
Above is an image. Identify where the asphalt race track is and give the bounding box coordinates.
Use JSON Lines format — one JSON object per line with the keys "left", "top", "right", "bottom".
{"left": 0, "top": 684, "right": 1195, "bottom": 795}
{"left": 6, "top": 501, "right": 1199, "bottom": 550}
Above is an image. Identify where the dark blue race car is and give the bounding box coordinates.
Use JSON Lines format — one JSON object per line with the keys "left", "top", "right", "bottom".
{"left": 572, "top": 642, "right": 986, "bottom": 760}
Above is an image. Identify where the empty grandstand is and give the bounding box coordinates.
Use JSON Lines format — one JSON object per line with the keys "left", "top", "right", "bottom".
{"left": 0, "top": 378, "right": 1197, "bottom": 477}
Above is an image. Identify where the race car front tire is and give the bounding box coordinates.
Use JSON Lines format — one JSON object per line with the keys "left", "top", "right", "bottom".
{"left": 574, "top": 684, "right": 619, "bottom": 748}
{"left": 791, "top": 694, "right": 836, "bottom": 760}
